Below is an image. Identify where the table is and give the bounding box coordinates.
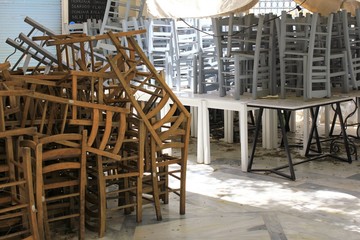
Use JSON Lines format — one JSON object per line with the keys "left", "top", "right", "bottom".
{"left": 246, "top": 96, "right": 355, "bottom": 180}
{"left": 174, "top": 91, "right": 252, "bottom": 170}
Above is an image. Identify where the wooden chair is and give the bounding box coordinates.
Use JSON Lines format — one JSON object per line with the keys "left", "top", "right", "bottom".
{"left": 328, "top": 11, "right": 350, "bottom": 93}
{"left": 0, "top": 142, "right": 39, "bottom": 240}
{"left": 233, "top": 13, "right": 276, "bottom": 99}
{"left": 5, "top": 16, "right": 57, "bottom": 74}
{"left": 20, "top": 132, "right": 87, "bottom": 240}
{"left": 147, "top": 18, "right": 175, "bottom": 86}
{"left": 173, "top": 18, "right": 200, "bottom": 91}
{"left": 213, "top": 13, "right": 237, "bottom": 97}
{"left": 64, "top": 22, "right": 88, "bottom": 35}
{"left": 279, "top": 12, "right": 333, "bottom": 99}
{"left": 196, "top": 21, "right": 219, "bottom": 94}
{"left": 24, "top": 90, "right": 143, "bottom": 238}
{"left": 340, "top": 9, "right": 360, "bottom": 89}
{"left": 0, "top": 89, "right": 39, "bottom": 240}
{"left": 87, "top": 19, "right": 102, "bottom": 36}
{"left": 97, "top": 0, "right": 147, "bottom": 55}
{"left": 83, "top": 108, "right": 145, "bottom": 238}
{"left": 107, "top": 32, "right": 191, "bottom": 221}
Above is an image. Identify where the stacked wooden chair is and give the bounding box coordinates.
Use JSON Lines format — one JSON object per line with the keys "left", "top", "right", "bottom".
{"left": 328, "top": 11, "right": 350, "bottom": 93}
{"left": 1, "top": 14, "right": 191, "bottom": 238}
{"left": 104, "top": 31, "right": 191, "bottom": 222}
{"left": 20, "top": 131, "right": 87, "bottom": 240}
{"left": 0, "top": 74, "right": 39, "bottom": 239}
{"left": 173, "top": 18, "right": 201, "bottom": 91}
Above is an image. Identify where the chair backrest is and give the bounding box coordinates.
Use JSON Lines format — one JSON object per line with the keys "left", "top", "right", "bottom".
{"left": 20, "top": 131, "right": 87, "bottom": 239}
{"left": 64, "top": 22, "right": 88, "bottom": 35}
{"left": 87, "top": 18, "right": 103, "bottom": 36}
{"left": 279, "top": 11, "right": 334, "bottom": 99}
{"left": 5, "top": 16, "right": 57, "bottom": 73}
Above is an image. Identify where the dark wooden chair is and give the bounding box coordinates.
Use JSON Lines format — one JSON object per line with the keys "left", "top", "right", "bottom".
{"left": 20, "top": 131, "right": 87, "bottom": 240}
{"left": 106, "top": 33, "right": 191, "bottom": 221}
{"left": 0, "top": 88, "right": 39, "bottom": 240}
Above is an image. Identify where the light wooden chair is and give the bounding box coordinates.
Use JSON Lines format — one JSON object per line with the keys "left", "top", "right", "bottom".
{"left": 97, "top": 0, "right": 147, "bottom": 55}
{"left": 328, "top": 11, "right": 350, "bottom": 93}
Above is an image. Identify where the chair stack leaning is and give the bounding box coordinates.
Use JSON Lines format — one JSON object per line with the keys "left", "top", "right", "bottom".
{"left": 1, "top": 15, "right": 191, "bottom": 239}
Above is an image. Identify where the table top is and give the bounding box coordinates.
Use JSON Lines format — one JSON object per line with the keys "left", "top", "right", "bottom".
{"left": 174, "top": 91, "right": 357, "bottom": 111}
{"left": 247, "top": 95, "right": 354, "bottom": 110}
{"left": 174, "top": 90, "right": 252, "bottom": 110}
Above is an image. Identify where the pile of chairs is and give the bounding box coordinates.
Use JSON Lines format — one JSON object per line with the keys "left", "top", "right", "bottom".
{"left": 210, "top": 9, "right": 360, "bottom": 100}
{"left": 0, "top": 17, "right": 191, "bottom": 239}
{"left": 59, "top": 2, "right": 360, "bottom": 101}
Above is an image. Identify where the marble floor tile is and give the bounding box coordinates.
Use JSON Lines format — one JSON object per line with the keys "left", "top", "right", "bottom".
{"left": 56, "top": 131, "right": 360, "bottom": 240}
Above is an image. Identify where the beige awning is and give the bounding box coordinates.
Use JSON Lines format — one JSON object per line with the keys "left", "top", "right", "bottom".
{"left": 146, "top": 0, "right": 259, "bottom": 18}
{"left": 295, "top": 0, "right": 360, "bottom": 16}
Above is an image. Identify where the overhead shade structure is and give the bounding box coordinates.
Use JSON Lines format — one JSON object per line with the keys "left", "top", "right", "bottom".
{"left": 146, "top": 0, "right": 259, "bottom": 18}
{"left": 294, "top": 0, "right": 360, "bottom": 16}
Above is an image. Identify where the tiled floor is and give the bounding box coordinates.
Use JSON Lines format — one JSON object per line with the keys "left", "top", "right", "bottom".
{"left": 59, "top": 125, "right": 360, "bottom": 240}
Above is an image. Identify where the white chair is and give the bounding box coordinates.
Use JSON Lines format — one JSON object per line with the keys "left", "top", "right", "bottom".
{"left": 147, "top": 18, "right": 175, "bottom": 86}
{"left": 213, "top": 13, "right": 240, "bottom": 97}
{"left": 64, "top": 22, "right": 88, "bottom": 35}
{"left": 279, "top": 12, "right": 333, "bottom": 99}
{"left": 87, "top": 19, "right": 102, "bottom": 36}
{"left": 233, "top": 13, "right": 276, "bottom": 99}
{"left": 196, "top": 19, "right": 218, "bottom": 94}
{"left": 5, "top": 16, "right": 57, "bottom": 74}
{"left": 329, "top": 11, "right": 350, "bottom": 93}
{"left": 97, "top": 0, "right": 146, "bottom": 55}
{"left": 341, "top": 9, "right": 360, "bottom": 90}
{"left": 172, "top": 18, "right": 200, "bottom": 91}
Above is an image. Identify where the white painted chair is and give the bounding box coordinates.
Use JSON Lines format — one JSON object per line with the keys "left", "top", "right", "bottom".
{"left": 213, "top": 13, "right": 240, "bottom": 97}
{"left": 279, "top": 12, "right": 333, "bottom": 99}
{"left": 341, "top": 9, "right": 360, "bottom": 90}
{"left": 196, "top": 20, "right": 218, "bottom": 94}
{"left": 64, "top": 22, "right": 88, "bottom": 35}
{"left": 173, "top": 18, "right": 200, "bottom": 91}
{"left": 87, "top": 19, "right": 102, "bottom": 36}
{"left": 97, "top": 0, "right": 146, "bottom": 55}
{"left": 147, "top": 18, "right": 175, "bottom": 87}
{"left": 5, "top": 16, "right": 57, "bottom": 74}
{"left": 233, "top": 13, "right": 276, "bottom": 100}
{"left": 329, "top": 11, "right": 350, "bottom": 93}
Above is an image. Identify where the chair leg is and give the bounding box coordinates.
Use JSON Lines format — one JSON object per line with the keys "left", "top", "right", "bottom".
{"left": 151, "top": 146, "right": 163, "bottom": 221}
{"left": 97, "top": 155, "right": 107, "bottom": 238}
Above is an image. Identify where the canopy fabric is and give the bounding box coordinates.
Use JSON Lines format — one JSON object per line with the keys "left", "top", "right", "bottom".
{"left": 294, "top": 0, "right": 360, "bottom": 16}
{"left": 146, "top": 0, "right": 259, "bottom": 18}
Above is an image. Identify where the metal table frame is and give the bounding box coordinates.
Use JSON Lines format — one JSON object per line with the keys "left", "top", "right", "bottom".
{"left": 247, "top": 96, "right": 354, "bottom": 180}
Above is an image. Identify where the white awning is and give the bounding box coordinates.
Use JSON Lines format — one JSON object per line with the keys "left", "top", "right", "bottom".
{"left": 146, "top": 0, "right": 259, "bottom": 18}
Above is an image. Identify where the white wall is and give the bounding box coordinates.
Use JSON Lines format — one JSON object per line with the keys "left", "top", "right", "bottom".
{"left": 0, "top": 0, "right": 62, "bottom": 65}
